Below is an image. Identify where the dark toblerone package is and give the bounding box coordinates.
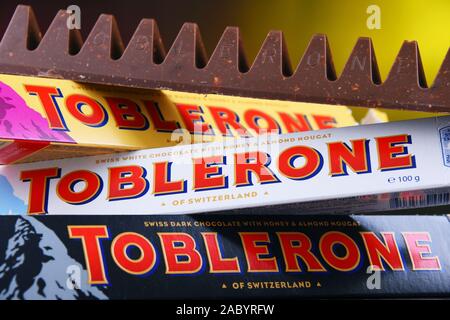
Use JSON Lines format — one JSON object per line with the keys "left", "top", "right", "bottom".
{"left": 0, "top": 213, "right": 449, "bottom": 299}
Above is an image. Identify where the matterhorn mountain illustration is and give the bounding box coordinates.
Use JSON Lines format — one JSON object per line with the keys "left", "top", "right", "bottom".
{"left": 0, "top": 175, "right": 26, "bottom": 214}
{"left": 0, "top": 216, "right": 108, "bottom": 300}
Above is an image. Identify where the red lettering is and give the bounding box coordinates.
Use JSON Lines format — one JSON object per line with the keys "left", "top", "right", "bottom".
{"left": 208, "top": 106, "right": 250, "bottom": 137}
{"left": 176, "top": 104, "right": 214, "bottom": 135}
{"left": 328, "top": 139, "right": 371, "bottom": 176}
{"left": 111, "top": 232, "right": 156, "bottom": 275}
{"left": 244, "top": 109, "right": 280, "bottom": 134}
{"left": 57, "top": 170, "right": 102, "bottom": 204}
{"left": 320, "top": 232, "right": 360, "bottom": 271}
{"left": 234, "top": 152, "right": 279, "bottom": 187}
{"left": 278, "top": 146, "right": 323, "bottom": 180}
{"left": 313, "top": 115, "right": 337, "bottom": 129}
{"left": 403, "top": 232, "right": 441, "bottom": 270}
{"left": 158, "top": 233, "right": 203, "bottom": 274}
{"left": 240, "top": 232, "right": 278, "bottom": 272}
{"left": 25, "top": 85, "right": 66, "bottom": 130}
{"left": 278, "top": 113, "right": 312, "bottom": 133}
{"left": 143, "top": 100, "right": 179, "bottom": 132}
{"left": 68, "top": 226, "right": 109, "bottom": 284}
{"left": 277, "top": 232, "right": 326, "bottom": 272}
{"left": 108, "top": 166, "right": 149, "bottom": 200}
{"left": 153, "top": 162, "right": 187, "bottom": 195}
{"left": 193, "top": 156, "right": 227, "bottom": 191}
{"left": 361, "top": 232, "right": 404, "bottom": 271}
{"left": 66, "top": 94, "right": 108, "bottom": 127}
{"left": 202, "top": 233, "right": 240, "bottom": 273}
{"left": 376, "top": 135, "right": 415, "bottom": 171}
{"left": 20, "top": 167, "right": 61, "bottom": 214}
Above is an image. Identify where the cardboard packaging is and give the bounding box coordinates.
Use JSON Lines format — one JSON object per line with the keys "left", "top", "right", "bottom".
{"left": 1, "top": 116, "right": 449, "bottom": 215}
{"left": 0, "top": 213, "right": 449, "bottom": 299}
{"left": 0, "top": 73, "right": 356, "bottom": 164}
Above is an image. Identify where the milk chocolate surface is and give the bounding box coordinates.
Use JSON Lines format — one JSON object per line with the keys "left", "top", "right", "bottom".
{"left": 0, "top": 5, "right": 449, "bottom": 112}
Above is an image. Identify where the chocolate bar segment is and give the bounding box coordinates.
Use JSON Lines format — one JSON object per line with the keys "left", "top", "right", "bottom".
{"left": 0, "top": 5, "right": 449, "bottom": 112}
{"left": 0, "top": 73, "right": 357, "bottom": 164}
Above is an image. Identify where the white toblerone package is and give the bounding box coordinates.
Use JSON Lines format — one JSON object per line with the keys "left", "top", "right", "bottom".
{"left": 1, "top": 116, "right": 449, "bottom": 215}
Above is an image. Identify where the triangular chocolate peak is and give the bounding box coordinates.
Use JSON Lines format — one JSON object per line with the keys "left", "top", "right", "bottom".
{"left": 0, "top": 5, "right": 448, "bottom": 113}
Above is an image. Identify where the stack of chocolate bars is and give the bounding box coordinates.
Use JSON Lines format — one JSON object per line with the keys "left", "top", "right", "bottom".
{"left": 0, "top": 5, "right": 449, "bottom": 299}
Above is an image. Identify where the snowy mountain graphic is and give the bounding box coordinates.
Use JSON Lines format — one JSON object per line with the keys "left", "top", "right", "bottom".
{"left": 0, "top": 175, "right": 26, "bottom": 214}
{"left": 0, "top": 217, "right": 108, "bottom": 300}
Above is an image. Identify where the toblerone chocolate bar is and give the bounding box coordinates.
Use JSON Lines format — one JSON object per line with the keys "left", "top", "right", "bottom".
{"left": 1, "top": 5, "right": 449, "bottom": 113}
{"left": 0, "top": 213, "right": 449, "bottom": 299}
{"left": 0, "top": 73, "right": 356, "bottom": 164}
{"left": 0, "top": 116, "right": 449, "bottom": 215}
